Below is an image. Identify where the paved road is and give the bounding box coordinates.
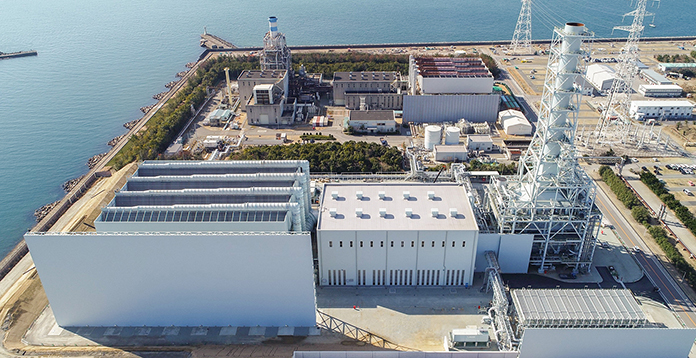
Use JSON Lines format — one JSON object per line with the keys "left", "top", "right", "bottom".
{"left": 595, "top": 185, "right": 696, "bottom": 327}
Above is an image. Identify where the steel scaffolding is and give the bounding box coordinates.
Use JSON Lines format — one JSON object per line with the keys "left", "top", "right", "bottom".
{"left": 261, "top": 16, "right": 292, "bottom": 71}
{"left": 488, "top": 24, "right": 601, "bottom": 272}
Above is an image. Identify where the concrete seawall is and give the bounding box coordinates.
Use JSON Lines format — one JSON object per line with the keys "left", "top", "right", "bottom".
{"left": 204, "top": 35, "right": 696, "bottom": 53}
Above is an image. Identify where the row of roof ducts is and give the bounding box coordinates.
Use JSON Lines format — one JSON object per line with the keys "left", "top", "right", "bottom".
{"left": 328, "top": 190, "right": 458, "bottom": 218}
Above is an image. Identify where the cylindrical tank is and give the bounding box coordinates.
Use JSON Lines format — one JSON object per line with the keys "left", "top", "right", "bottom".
{"left": 444, "top": 127, "right": 460, "bottom": 145}
{"left": 424, "top": 125, "right": 442, "bottom": 150}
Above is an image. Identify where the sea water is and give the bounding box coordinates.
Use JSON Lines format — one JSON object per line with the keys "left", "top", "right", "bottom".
{"left": 0, "top": 0, "right": 692, "bottom": 256}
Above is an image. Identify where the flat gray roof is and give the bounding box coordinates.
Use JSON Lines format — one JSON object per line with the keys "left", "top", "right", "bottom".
{"left": 434, "top": 145, "right": 467, "bottom": 154}
{"left": 113, "top": 190, "right": 293, "bottom": 207}
{"left": 333, "top": 71, "right": 399, "bottom": 82}
{"left": 136, "top": 161, "right": 308, "bottom": 177}
{"left": 100, "top": 208, "right": 287, "bottom": 224}
{"left": 349, "top": 110, "right": 395, "bottom": 122}
{"left": 318, "top": 183, "right": 478, "bottom": 231}
{"left": 512, "top": 289, "right": 648, "bottom": 328}
{"left": 238, "top": 70, "right": 286, "bottom": 80}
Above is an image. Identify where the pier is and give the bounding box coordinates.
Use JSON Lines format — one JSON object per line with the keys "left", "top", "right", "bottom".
{"left": 0, "top": 50, "right": 37, "bottom": 60}
{"left": 200, "top": 29, "right": 236, "bottom": 49}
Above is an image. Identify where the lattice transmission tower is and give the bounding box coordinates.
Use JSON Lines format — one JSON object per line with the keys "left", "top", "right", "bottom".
{"left": 594, "top": 0, "right": 654, "bottom": 143}
{"left": 511, "top": 0, "right": 533, "bottom": 54}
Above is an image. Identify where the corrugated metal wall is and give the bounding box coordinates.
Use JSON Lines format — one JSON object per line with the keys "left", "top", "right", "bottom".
{"left": 403, "top": 94, "right": 500, "bottom": 123}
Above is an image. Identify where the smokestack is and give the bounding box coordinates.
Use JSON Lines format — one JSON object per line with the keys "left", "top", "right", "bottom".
{"left": 268, "top": 16, "right": 278, "bottom": 37}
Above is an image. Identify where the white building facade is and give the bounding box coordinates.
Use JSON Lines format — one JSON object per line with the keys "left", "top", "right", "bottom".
{"left": 629, "top": 100, "right": 694, "bottom": 120}
{"left": 26, "top": 160, "right": 317, "bottom": 328}
{"left": 317, "top": 183, "right": 479, "bottom": 287}
{"left": 637, "top": 84, "right": 683, "bottom": 98}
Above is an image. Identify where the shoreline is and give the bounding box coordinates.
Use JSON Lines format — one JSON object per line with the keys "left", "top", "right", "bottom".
{"left": 3, "top": 34, "right": 696, "bottom": 281}
{"left": 203, "top": 35, "right": 696, "bottom": 53}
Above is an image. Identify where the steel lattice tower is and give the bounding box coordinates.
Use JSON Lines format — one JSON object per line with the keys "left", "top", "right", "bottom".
{"left": 488, "top": 23, "right": 601, "bottom": 272}
{"left": 594, "top": 0, "right": 653, "bottom": 142}
{"left": 511, "top": 0, "right": 533, "bottom": 54}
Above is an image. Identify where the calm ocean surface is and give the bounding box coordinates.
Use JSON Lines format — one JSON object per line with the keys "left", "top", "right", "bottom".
{"left": 0, "top": 0, "right": 693, "bottom": 256}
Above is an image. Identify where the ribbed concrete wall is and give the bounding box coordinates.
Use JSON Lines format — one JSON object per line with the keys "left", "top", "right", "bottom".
{"left": 403, "top": 94, "right": 500, "bottom": 123}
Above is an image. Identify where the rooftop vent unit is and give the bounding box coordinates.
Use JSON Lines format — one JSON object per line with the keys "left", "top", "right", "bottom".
{"left": 431, "top": 208, "right": 439, "bottom": 217}
{"left": 329, "top": 208, "right": 337, "bottom": 217}
{"left": 331, "top": 191, "right": 339, "bottom": 199}
{"left": 356, "top": 191, "right": 363, "bottom": 200}
{"left": 379, "top": 208, "right": 387, "bottom": 217}
{"left": 405, "top": 208, "right": 413, "bottom": 217}
{"left": 355, "top": 208, "right": 363, "bottom": 217}
{"left": 378, "top": 191, "right": 386, "bottom": 200}
{"left": 403, "top": 191, "right": 411, "bottom": 200}
{"left": 427, "top": 191, "right": 435, "bottom": 200}
{"left": 449, "top": 208, "right": 458, "bottom": 217}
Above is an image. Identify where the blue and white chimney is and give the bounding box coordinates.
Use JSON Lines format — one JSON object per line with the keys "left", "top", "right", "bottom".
{"left": 268, "top": 16, "right": 278, "bottom": 37}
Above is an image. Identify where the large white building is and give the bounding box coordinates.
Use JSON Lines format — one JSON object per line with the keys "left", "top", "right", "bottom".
{"left": 585, "top": 64, "right": 616, "bottom": 92}
{"left": 408, "top": 56, "right": 494, "bottom": 94}
{"left": 317, "top": 183, "right": 479, "bottom": 287}
{"left": 26, "top": 161, "right": 317, "bottom": 328}
{"left": 404, "top": 56, "right": 500, "bottom": 123}
{"left": 629, "top": 100, "right": 694, "bottom": 120}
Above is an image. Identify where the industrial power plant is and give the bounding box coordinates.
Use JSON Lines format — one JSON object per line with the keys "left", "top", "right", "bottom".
{"left": 16, "top": 7, "right": 696, "bottom": 358}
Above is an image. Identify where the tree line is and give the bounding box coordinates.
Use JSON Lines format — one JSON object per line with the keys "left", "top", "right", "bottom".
{"left": 293, "top": 53, "right": 409, "bottom": 79}
{"left": 109, "top": 55, "right": 260, "bottom": 170}
{"left": 599, "top": 166, "right": 696, "bottom": 289}
{"left": 228, "top": 141, "right": 404, "bottom": 173}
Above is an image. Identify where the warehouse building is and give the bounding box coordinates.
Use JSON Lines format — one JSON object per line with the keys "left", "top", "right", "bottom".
{"left": 26, "top": 161, "right": 317, "bottom": 328}
{"left": 629, "top": 100, "right": 694, "bottom": 120}
{"left": 639, "top": 69, "right": 672, "bottom": 86}
{"left": 585, "top": 64, "right": 616, "bottom": 92}
{"left": 433, "top": 145, "right": 468, "bottom": 162}
{"left": 404, "top": 56, "right": 499, "bottom": 123}
{"left": 332, "top": 71, "right": 403, "bottom": 108}
{"left": 467, "top": 134, "right": 494, "bottom": 152}
{"left": 658, "top": 62, "right": 696, "bottom": 72}
{"left": 637, "top": 84, "right": 683, "bottom": 98}
{"left": 347, "top": 109, "right": 397, "bottom": 133}
{"left": 498, "top": 110, "right": 533, "bottom": 136}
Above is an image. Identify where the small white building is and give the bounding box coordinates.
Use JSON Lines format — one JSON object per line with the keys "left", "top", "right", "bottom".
{"left": 348, "top": 110, "right": 397, "bottom": 133}
{"left": 467, "top": 134, "right": 494, "bottom": 152}
{"left": 638, "top": 84, "right": 683, "bottom": 98}
{"left": 498, "top": 110, "right": 533, "bottom": 136}
{"left": 629, "top": 100, "right": 694, "bottom": 120}
{"left": 640, "top": 69, "right": 672, "bottom": 86}
{"left": 434, "top": 145, "right": 468, "bottom": 162}
{"left": 317, "top": 183, "right": 479, "bottom": 287}
{"left": 585, "top": 64, "right": 616, "bottom": 92}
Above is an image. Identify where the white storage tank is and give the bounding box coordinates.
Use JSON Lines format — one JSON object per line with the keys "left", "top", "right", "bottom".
{"left": 445, "top": 127, "right": 460, "bottom": 145}
{"left": 424, "top": 125, "right": 442, "bottom": 150}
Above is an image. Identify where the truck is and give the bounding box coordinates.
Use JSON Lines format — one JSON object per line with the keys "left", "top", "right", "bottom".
{"left": 444, "top": 327, "right": 490, "bottom": 350}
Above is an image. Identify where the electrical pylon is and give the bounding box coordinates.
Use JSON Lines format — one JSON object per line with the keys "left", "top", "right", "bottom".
{"left": 511, "top": 0, "right": 533, "bottom": 54}
{"left": 594, "top": 0, "right": 654, "bottom": 142}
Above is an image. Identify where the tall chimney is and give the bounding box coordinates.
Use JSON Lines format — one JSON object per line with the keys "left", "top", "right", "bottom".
{"left": 268, "top": 16, "right": 278, "bottom": 37}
